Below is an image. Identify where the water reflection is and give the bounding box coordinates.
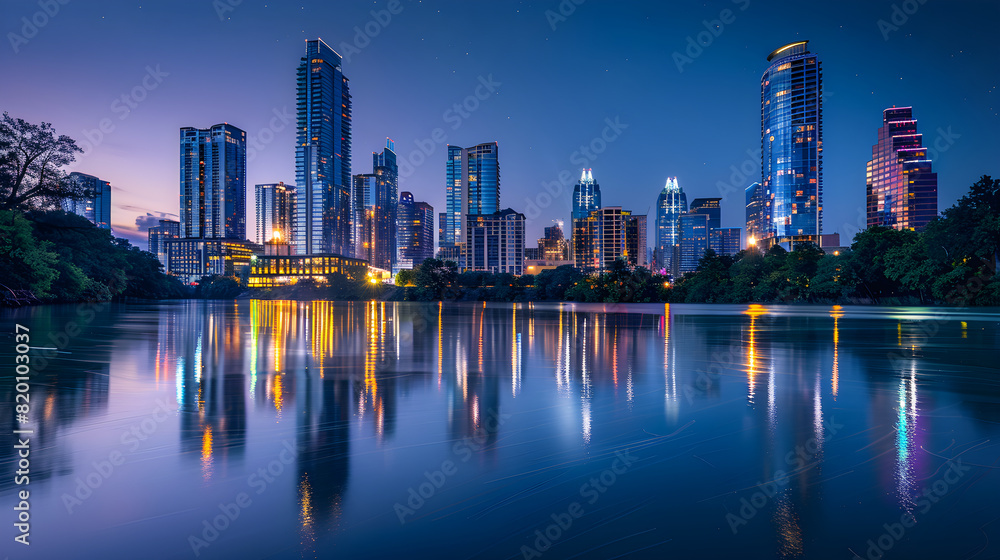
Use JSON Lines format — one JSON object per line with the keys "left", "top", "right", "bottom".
{"left": 1, "top": 301, "right": 998, "bottom": 559}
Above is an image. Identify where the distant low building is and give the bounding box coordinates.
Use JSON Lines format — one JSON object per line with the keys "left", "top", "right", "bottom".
{"left": 62, "top": 172, "right": 112, "bottom": 229}
{"left": 164, "top": 238, "right": 260, "bottom": 284}
{"left": 247, "top": 253, "right": 368, "bottom": 288}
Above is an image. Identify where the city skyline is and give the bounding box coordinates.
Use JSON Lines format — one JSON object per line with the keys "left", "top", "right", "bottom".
{"left": 5, "top": 1, "right": 995, "bottom": 251}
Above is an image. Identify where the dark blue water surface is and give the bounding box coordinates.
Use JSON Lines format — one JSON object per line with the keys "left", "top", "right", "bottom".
{"left": 2, "top": 301, "right": 1000, "bottom": 559}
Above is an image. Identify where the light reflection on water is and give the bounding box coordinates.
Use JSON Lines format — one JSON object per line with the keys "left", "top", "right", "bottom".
{"left": 1, "top": 301, "right": 999, "bottom": 559}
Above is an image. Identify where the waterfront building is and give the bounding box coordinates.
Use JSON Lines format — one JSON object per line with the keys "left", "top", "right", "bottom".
{"left": 463, "top": 208, "right": 525, "bottom": 275}
{"left": 396, "top": 192, "right": 434, "bottom": 271}
{"left": 148, "top": 219, "right": 180, "bottom": 271}
{"left": 866, "top": 107, "right": 938, "bottom": 231}
{"left": 654, "top": 177, "right": 686, "bottom": 271}
{"left": 255, "top": 182, "right": 295, "bottom": 245}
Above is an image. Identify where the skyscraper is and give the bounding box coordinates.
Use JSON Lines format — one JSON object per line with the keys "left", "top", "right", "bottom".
{"left": 396, "top": 192, "right": 434, "bottom": 271}
{"left": 758, "top": 41, "right": 823, "bottom": 248}
{"left": 255, "top": 182, "right": 295, "bottom": 244}
{"left": 353, "top": 140, "right": 398, "bottom": 271}
{"left": 745, "top": 181, "right": 762, "bottom": 247}
{"left": 62, "top": 172, "right": 112, "bottom": 229}
{"left": 295, "top": 39, "right": 352, "bottom": 256}
{"left": 179, "top": 123, "right": 246, "bottom": 239}
{"left": 624, "top": 213, "right": 647, "bottom": 268}
{"left": 442, "top": 142, "right": 500, "bottom": 250}
{"left": 689, "top": 197, "right": 722, "bottom": 232}
{"left": 866, "top": 107, "right": 938, "bottom": 231}
{"left": 572, "top": 168, "right": 601, "bottom": 220}
{"left": 574, "top": 207, "right": 644, "bottom": 272}
{"left": 654, "top": 177, "right": 686, "bottom": 271}
{"left": 710, "top": 227, "right": 742, "bottom": 257}
{"left": 678, "top": 212, "right": 709, "bottom": 275}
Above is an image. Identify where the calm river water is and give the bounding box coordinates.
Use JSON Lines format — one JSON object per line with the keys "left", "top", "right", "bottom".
{"left": 2, "top": 301, "right": 999, "bottom": 559}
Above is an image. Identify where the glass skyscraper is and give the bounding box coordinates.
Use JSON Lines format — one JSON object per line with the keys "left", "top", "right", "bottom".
{"left": 62, "top": 172, "right": 112, "bottom": 229}
{"left": 689, "top": 197, "right": 722, "bottom": 232}
{"left": 295, "top": 39, "right": 352, "bottom": 256}
{"left": 179, "top": 123, "right": 246, "bottom": 239}
{"left": 654, "top": 177, "right": 686, "bottom": 272}
{"left": 442, "top": 142, "right": 500, "bottom": 250}
{"left": 757, "top": 41, "right": 823, "bottom": 248}
{"left": 866, "top": 107, "right": 938, "bottom": 231}
{"left": 353, "top": 140, "right": 398, "bottom": 271}
{"left": 744, "top": 181, "right": 763, "bottom": 246}
{"left": 572, "top": 168, "right": 601, "bottom": 220}
{"left": 396, "top": 192, "right": 434, "bottom": 272}
{"left": 678, "top": 212, "right": 709, "bottom": 275}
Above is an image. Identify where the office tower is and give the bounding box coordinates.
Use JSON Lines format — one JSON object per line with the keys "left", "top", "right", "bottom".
{"left": 396, "top": 192, "right": 434, "bottom": 271}
{"left": 295, "top": 38, "right": 352, "bottom": 256}
{"left": 179, "top": 123, "right": 247, "bottom": 239}
{"left": 442, "top": 142, "right": 500, "bottom": 250}
{"left": 710, "top": 227, "right": 742, "bottom": 257}
{"left": 572, "top": 168, "right": 601, "bottom": 220}
{"left": 352, "top": 141, "right": 398, "bottom": 271}
{"left": 463, "top": 208, "right": 525, "bottom": 275}
{"left": 625, "top": 213, "right": 647, "bottom": 268}
{"left": 689, "top": 198, "right": 722, "bottom": 232}
{"left": 654, "top": 177, "right": 686, "bottom": 271}
{"left": 524, "top": 247, "right": 541, "bottom": 261}
{"left": 255, "top": 182, "right": 296, "bottom": 244}
{"left": 148, "top": 219, "right": 180, "bottom": 270}
{"left": 759, "top": 41, "right": 823, "bottom": 248}
{"left": 538, "top": 222, "right": 571, "bottom": 262}
{"left": 866, "top": 107, "right": 938, "bottom": 231}
{"left": 678, "top": 212, "right": 709, "bottom": 275}
{"left": 62, "top": 172, "right": 112, "bottom": 229}
{"left": 745, "top": 181, "right": 763, "bottom": 247}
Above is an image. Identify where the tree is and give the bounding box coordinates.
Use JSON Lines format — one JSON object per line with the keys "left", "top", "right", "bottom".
{"left": 395, "top": 269, "right": 416, "bottom": 287}
{"left": 0, "top": 209, "right": 59, "bottom": 298}
{"left": 413, "top": 258, "right": 458, "bottom": 301}
{"left": 0, "top": 113, "right": 83, "bottom": 211}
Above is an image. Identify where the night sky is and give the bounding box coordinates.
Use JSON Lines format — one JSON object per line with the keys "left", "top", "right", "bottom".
{"left": 4, "top": 0, "right": 997, "bottom": 249}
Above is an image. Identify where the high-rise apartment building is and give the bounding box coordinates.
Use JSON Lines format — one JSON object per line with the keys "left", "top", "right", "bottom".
{"left": 255, "top": 182, "right": 295, "bottom": 244}
{"left": 678, "top": 212, "right": 709, "bottom": 275}
{"left": 148, "top": 219, "right": 180, "bottom": 270}
{"left": 745, "top": 181, "right": 763, "bottom": 247}
{"left": 396, "top": 192, "right": 434, "bottom": 272}
{"left": 463, "top": 208, "right": 524, "bottom": 275}
{"left": 710, "top": 227, "right": 742, "bottom": 257}
{"left": 295, "top": 39, "right": 352, "bottom": 256}
{"left": 866, "top": 107, "right": 938, "bottom": 231}
{"left": 574, "top": 207, "right": 644, "bottom": 272}
{"left": 179, "top": 124, "right": 246, "bottom": 239}
{"left": 756, "top": 41, "right": 823, "bottom": 249}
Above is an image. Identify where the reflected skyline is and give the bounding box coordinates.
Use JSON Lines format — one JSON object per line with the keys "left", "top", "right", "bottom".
{"left": 1, "top": 302, "right": 998, "bottom": 559}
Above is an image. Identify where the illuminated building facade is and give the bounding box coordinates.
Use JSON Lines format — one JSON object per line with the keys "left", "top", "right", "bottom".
{"left": 654, "top": 177, "right": 686, "bottom": 271}
{"left": 396, "top": 192, "right": 434, "bottom": 271}
{"left": 179, "top": 123, "right": 246, "bottom": 239}
{"left": 758, "top": 41, "right": 823, "bottom": 248}
{"left": 247, "top": 253, "right": 368, "bottom": 288}
{"left": 164, "top": 238, "right": 260, "bottom": 284}
{"left": 255, "top": 182, "right": 295, "bottom": 244}
{"left": 62, "top": 172, "right": 112, "bottom": 229}
{"left": 353, "top": 140, "right": 398, "bottom": 271}
{"left": 745, "top": 181, "right": 763, "bottom": 247}
{"left": 572, "top": 168, "right": 601, "bottom": 220}
{"left": 710, "top": 227, "right": 742, "bottom": 257}
{"left": 866, "top": 107, "right": 938, "bottom": 231}
{"left": 295, "top": 39, "right": 352, "bottom": 256}
{"left": 574, "top": 207, "right": 645, "bottom": 272}
{"left": 463, "top": 208, "right": 525, "bottom": 275}
{"left": 442, "top": 142, "right": 500, "bottom": 263}
{"left": 678, "top": 212, "right": 708, "bottom": 275}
